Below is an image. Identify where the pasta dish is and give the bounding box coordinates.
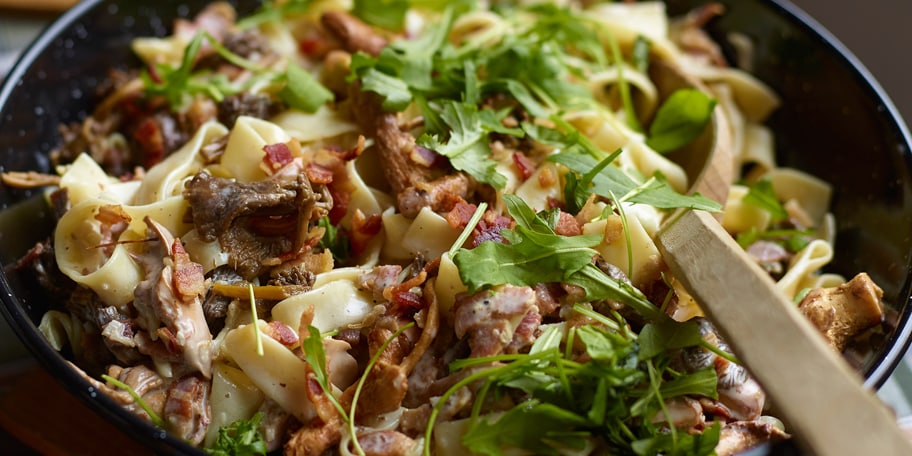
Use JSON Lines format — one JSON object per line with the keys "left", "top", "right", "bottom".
{"left": 4, "top": 1, "right": 890, "bottom": 455}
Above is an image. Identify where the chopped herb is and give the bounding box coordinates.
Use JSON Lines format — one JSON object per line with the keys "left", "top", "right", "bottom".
{"left": 248, "top": 283, "right": 264, "bottom": 357}
{"left": 302, "top": 325, "right": 350, "bottom": 422}
{"left": 646, "top": 88, "right": 717, "bottom": 153}
{"left": 353, "top": 0, "right": 410, "bottom": 30}
{"left": 317, "top": 216, "right": 350, "bottom": 264}
{"left": 237, "top": 0, "right": 313, "bottom": 29}
{"left": 448, "top": 202, "right": 488, "bottom": 257}
{"left": 424, "top": 309, "right": 719, "bottom": 456}
{"left": 348, "top": 322, "right": 415, "bottom": 456}
{"left": 550, "top": 149, "right": 722, "bottom": 213}
{"left": 101, "top": 374, "right": 165, "bottom": 428}
{"left": 452, "top": 195, "right": 664, "bottom": 320}
{"left": 632, "top": 35, "right": 652, "bottom": 73}
{"left": 743, "top": 179, "right": 789, "bottom": 221}
{"left": 206, "top": 413, "right": 268, "bottom": 456}
{"left": 279, "top": 63, "right": 334, "bottom": 113}
{"left": 417, "top": 101, "right": 513, "bottom": 189}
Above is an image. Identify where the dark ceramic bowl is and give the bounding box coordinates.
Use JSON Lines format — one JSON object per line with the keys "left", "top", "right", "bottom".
{"left": 0, "top": 0, "right": 910, "bottom": 454}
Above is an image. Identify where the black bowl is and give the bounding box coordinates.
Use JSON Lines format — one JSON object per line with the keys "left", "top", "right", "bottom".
{"left": 1, "top": 0, "right": 910, "bottom": 454}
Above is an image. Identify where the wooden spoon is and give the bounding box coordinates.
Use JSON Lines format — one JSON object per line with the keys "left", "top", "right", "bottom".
{"left": 652, "top": 61, "right": 912, "bottom": 455}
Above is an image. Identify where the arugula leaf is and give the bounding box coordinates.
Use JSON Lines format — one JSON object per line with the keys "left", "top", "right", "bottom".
{"left": 637, "top": 318, "right": 706, "bottom": 360}
{"left": 462, "top": 401, "right": 590, "bottom": 456}
{"left": 279, "top": 63, "right": 334, "bottom": 113}
{"left": 142, "top": 32, "right": 206, "bottom": 110}
{"left": 550, "top": 151, "right": 722, "bottom": 212}
{"left": 743, "top": 179, "right": 789, "bottom": 221}
{"left": 353, "top": 0, "right": 410, "bottom": 30}
{"left": 237, "top": 0, "right": 312, "bottom": 29}
{"left": 660, "top": 367, "right": 718, "bottom": 400}
{"left": 207, "top": 413, "right": 268, "bottom": 456}
{"left": 632, "top": 421, "right": 720, "bottom": 456}
{"left": 349, "top": 8, "right": 455, "bottom": 108}
{"left": 417, "top": 100, "right": 509, "bottom": 189}
{"left": 646, "top": 88, "right": 717, "bottom": 153}
{"left": 452, "top": 195, "right": 601, "bottom": 290}
{"left": 452, "top": 195, "right": 665, "bottom": 321}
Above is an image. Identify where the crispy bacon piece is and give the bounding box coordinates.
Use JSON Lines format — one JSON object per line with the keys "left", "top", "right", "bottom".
{"left": 305, "top": 162, "right": 335, "bottom": 185}
{"left": 351, "top": 210, "right": 383, "bottom": 256}
{"left": 262, "top": 142, "right": 295, "bottom": 173}
{"left": 171, "top": 240, "right": 205, "bottom": 300}
{"left": 164, "top": 375, "right": 211, "bottom": 445}
{"left": 446, "top": 202, "right": 478, "bottom": 230}
{"left": 512, "top": 151, "right": 536, "bottom": 181}
{"left": 357, "top": 430, "right": 418, "bottom": 456}
{"left": 454, "top": 285, "right": 538, "bottom": 358}
{"left": 554, "top": 211, "right": 582, "bottom": 236}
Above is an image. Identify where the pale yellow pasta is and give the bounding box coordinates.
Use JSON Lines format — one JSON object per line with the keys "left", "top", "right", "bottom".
{"left": 58, "top": 153, "right": 139, "bottom": 206}
{"left": 133, "top": 122, "right": 229, "bottom": 205}
{"left": 739, "top": 124, "right": 776, "bottom": 176}
{"left": 682, "top": 59, "right": 782, "bottom": 123}
{"left": 221, "top": 116, "right": 293, "bottom": 182}
{"left": 513, "top": 162, "right": 563, "bottom": 212}
{"left": 767, "top": 167, "right": 833, "bottom": 227}
{"left": 588, "top": 1, "right": 678, "bottom": 61}
{"left": 38, "top": 310, "right": 83, "bottom": 353}
{"left": 563, "top": 110, "right": 689, "bottom": 193}
{"left": 588, "top": 65, "right": 661, "bottom": 123}
{"left": 400, "top": 207, "right": 462, "bottom": 261}
{"left": 776, "top": 239, "right": 834, "bottom": 299}
{"left": 271, "top": 278, "right": 376, "bottom": 334}
{"left": 181, "top": 228, "right": 229, "bottom": 273}
{"left": 131, "top": 35, "right": 187, "bottom": 67}
{"left": 54, "top": 200, "right": 144, "bottom": 308}
{"left": 270, "top": 106, "right": 359, "bottom": 143}
{"left": 204, "top": 363, "right": 266, "bottom": 448}
{"left": 449, "top": 10, "right": 508, "bottom": 48}
{"left": 223, "top": 321, "right": 317, "bottom": 423}
{"left": 435, "top": 253, "right": 467, "bottom": 325}
{"left": 584, "top": 209, "right": 661, "bottom": 287}
{"left": 721, "top": 185, "right": 772, "bottom": 234}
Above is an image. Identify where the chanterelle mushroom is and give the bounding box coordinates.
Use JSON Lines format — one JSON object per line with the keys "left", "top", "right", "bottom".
{"left": 797, "top": 272, "right": 884, "bottom": 352}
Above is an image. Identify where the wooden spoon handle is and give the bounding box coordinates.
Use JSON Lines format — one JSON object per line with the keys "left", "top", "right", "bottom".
{"left": 657, "top": 209, "right": 912, "bottom": 456}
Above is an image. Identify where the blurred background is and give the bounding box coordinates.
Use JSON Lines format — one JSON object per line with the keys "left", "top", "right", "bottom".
{"left": 791, "top": 0, "right": 912, "bottom": 127}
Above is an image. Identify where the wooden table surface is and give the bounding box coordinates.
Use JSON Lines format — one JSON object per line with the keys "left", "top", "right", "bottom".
{"left": 0, "top": 359, "right": 151, "bottom": 455}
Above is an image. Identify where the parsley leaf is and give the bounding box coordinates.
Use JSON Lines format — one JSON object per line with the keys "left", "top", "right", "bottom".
{"left": 646, "top": 88, "right": 718, "bottom": 153}
{"left": 207, "top": 413, "right": 268, "bottom": 456}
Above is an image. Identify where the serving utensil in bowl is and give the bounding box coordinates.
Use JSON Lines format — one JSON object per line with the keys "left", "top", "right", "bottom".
{"left": 1, "top": 0, "right": 911, "bottom": 454}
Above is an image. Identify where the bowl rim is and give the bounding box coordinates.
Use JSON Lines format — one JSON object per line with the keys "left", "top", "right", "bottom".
{"left": 0, "top": 2, "right": 208, "bottom": 453}
{"left": 762, "top": 0, "right": 912, "bottom": 389}
{"left": 0, "top": 0, "right": 910, "bottom": 453}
